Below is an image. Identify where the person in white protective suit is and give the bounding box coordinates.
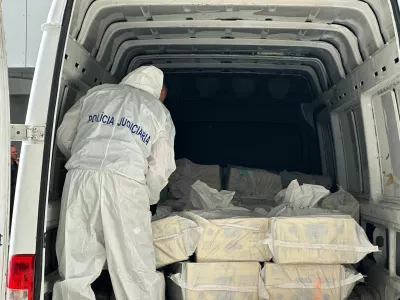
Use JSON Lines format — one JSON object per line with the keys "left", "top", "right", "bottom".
{"left": 52, "top": 65, "right": 176, "bottom": 300}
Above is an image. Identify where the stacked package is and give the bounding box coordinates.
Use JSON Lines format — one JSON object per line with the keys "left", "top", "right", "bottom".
{"left": 262, "top": 264, "right": 363, "bottom": 300}
{"left": 167, "top": 262, "right": 263, "bottom": 300}
{"left": 181, "top": 209, "right": 272, "bottom": 262}
{"left": 169, "top": 158, "right": 222, "bottom": 200}
{"left": 154, "top": 160, "right": 376, "bottom": 299}
{"left": 227, "top": 166, "right": 282, "bottom": 200}
{"left": 267, "top": 215, "right": 377, "bottom": 264}
{"left": 152, "top": 215, "right": 203, "bottom": 268}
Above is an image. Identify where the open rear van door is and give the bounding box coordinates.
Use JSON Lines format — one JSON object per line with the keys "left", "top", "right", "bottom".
{"left": 0, "top": 1, "right": 11, "bottom": 298}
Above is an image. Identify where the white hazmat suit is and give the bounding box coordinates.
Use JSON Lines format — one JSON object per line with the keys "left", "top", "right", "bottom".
{"left": 53, "top": 66, "right": 176, "bottom": 300}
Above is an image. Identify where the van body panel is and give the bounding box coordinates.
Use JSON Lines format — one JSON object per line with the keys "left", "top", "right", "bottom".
{"left": 0, "top": 1, "right": 11, "bottom": 297}
{"left": 9, "top": 0, "right": 66, "bottom": 256}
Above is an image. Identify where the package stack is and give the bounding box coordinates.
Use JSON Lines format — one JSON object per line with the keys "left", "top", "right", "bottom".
{"left": 164, "top": 166, "right": 272, "bottom": 299}
{"left": 166, "top": 209, "right": 271, "bottom": 299}
{"left": 262, "top": 214, "right": 378, "bottom": 299}
{"left": 151, "top": 161, "right": 377, "bottom": 299}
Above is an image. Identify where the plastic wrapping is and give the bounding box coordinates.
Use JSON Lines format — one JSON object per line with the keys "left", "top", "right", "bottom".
{"left": 262, "top": 263, "right": 363, "bottom": 300}
{"left": 190, "top": 180, "right": 235, "bottom": 209}
{"left": 280, "top": 170, "right": 332, "bottom": 189}
{"left": 160, "top": 199, "right": 188, "bottom": 212}
{"left": 111, "top": 271, "right": 166, "bottom": 300}
{"left": 268, "top": 205, "right": 341, "bottom": 217}
{"left": 157, "top": 271, "right": 166, "bottom": 300}
{"left": 227, "top": 166, "right": 282, "bottom": 199}
{"left": 269, "top": 180, "right": 333, "bottom": 217}
{"left": 266, "top": 215, "right": 379, "bottom": 264}
{"left": 181, "top": 209, "right": 272, "bottom": 262}
{"left": 274, "top": 180, "right": 330, "bottom": 206}
{"left": 319, "top": 186, "right": 360, "bottom": 222}
{"left": 231, "top": 197, "right": 275, "bottom": 214}
{"left": 152, "top": 215, "right": 203, "bottom": 268}
{"left": 152, "top": 205, "right": 174, "bottom": 220}
{"left": 169, "top": 159, "right": 222, "bottom": 199}
{"left": 167, "top": 262, "right": 262, "bottom": 300}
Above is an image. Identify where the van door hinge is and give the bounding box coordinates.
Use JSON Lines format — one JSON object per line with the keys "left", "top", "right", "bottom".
{"left": 10, "top": 124, "right": 45, "bottom": 141}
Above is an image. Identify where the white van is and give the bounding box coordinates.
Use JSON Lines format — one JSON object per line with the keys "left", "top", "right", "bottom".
{"left": 2, "top": 0, "right": 400, "bottom": 298}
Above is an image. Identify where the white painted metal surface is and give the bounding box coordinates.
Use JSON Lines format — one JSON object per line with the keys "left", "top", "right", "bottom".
{"left": 111, "top": 38, "right": 345, "bottom": 80}
{"left": 76, "top": 0, "right": 384, "bottom": 60}
{"left": 0, "top": 2, "right": 10, "bottom": 297}
{"left": 92, "top": 20, "right": 362, "bottom": 72}
{"left": 10, "top": 0, "right": 62, "bottom": 256}
{"left": 127, "top": 54, "right": 331, "bottom": 90}
{"left": 67, "top": 0, "right": 388, "bottom": 86}
{"left": 3, "top": 0, "right": 52, "bottom": 68}
{"left": 10, "top": 125, "right": 45, "bottom": 141}
{"left": 63, "top": 36, "right": 117, "bottom": 90}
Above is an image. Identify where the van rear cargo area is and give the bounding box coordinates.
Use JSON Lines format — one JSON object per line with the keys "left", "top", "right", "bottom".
{"left": 166, "top": 72, "right": 321, "bottom": 174}
{"left": 15, "top": 0, "right": 399, "bottom": 299}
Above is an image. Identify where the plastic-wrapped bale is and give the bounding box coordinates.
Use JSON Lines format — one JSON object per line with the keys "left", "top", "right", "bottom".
{"left": 262, "top": 263, "right": 363, "bottom": 300}
{"left": 227, "top": 166, "right": 282, "bottom": 199}
{"left": 189, "top": 180, "right": 235, "bottom": 210}
{"left": 267, "top": 215, "right": 379, "bottom": 264}
{"left": 280, "top": 170, "right": 332, "bottom": 189}
{"left": 152, "top": 215, "right": 203, "bottom": 268}
{"left": 167, "top": 262, "right": 262, "bottom": 300}
{"left": 181, "top": 209, "right": 272, "bottom": 262}
{"left": 319, "top": 187, "right": 360, "bottom": 222}
{"left": 168, "top": 159, "right": 222, "bottom": 199}
{"left": 231, "top": 197, "right": 275, "bottom": 213}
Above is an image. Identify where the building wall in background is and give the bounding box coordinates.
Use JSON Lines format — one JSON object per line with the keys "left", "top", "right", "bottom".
{"left": 10, "top": 95, "right": 29, "bottom": 152}
{"left": 3, "top": 0, "right": 49, "bottom": 150}
{"left": 3, "top": 0, "right": 52, "bottom": 68}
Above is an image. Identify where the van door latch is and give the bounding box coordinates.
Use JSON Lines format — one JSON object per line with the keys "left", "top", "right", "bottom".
{"left": 10, "top": 124, "right": 45, "bottom": 141}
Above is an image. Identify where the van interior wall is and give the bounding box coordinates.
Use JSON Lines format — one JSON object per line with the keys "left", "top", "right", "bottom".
{"left": 165, "top": 72, "right": 322, "bottom": 174}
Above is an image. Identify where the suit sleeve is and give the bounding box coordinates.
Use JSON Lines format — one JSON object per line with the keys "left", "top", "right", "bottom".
{"left": 56, "top": 98, "right": 83, "bottom": 159}
{"left": 146, "top": 114, "right": 176, "bottom": 204}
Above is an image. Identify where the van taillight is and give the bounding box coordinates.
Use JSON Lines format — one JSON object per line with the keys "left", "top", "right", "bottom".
{"left": 6, "top": 255, "right": 35, "bottom": 300}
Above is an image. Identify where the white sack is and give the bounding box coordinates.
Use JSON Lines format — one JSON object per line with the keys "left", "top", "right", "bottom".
{"left": 227, "top": 166, "right": 282, "bottom": 199}
{"left": 167, "top": 262, "right": 262, "bottom": 300}
{"left": 281, "top": 170, "right": 332, "bottom": 189}
{"left": 319, "top": 186, "right": 360, "bottom": 222}
{"left": 169, "top": 159, "right": 221, "bottom": 199}
{"left": 262, "top": 263, "right": 363, "bottom": 300}
{"left": 181, "top": 209, "right": 272, "bottom": 262}
{"left": 190, "top": 180, "right": 235, "bottom": 210}
{"left": 266, "top": 215, "right": 379, "bottom": 264}
{"left": 152, "top": 215, "right": 203, "bottom": 268}
{"left": 274, "top": 180, "right": 330, "bottom": 206}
